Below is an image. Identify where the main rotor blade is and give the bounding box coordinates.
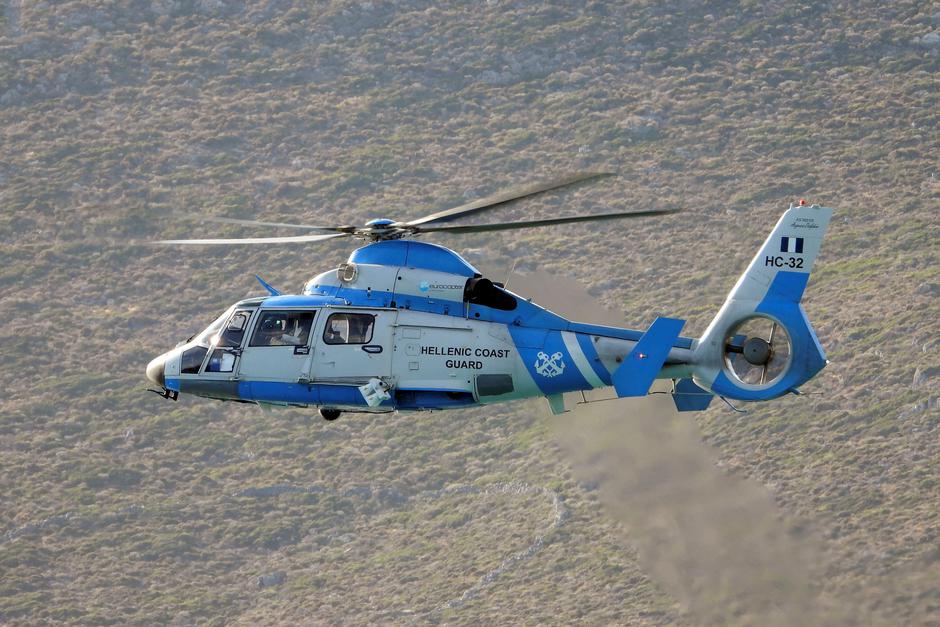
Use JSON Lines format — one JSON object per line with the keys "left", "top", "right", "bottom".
{"left": 404, "top": 171, "right": 614, "bottom": 227}
{"left": 156, "top": 233, "right": 349, "bottom": 245}
{"left": 412, "top": 208, "right": 680, "bottom": 235}
{"left": 183, "top": 215, "right": 341, "bottom": 232}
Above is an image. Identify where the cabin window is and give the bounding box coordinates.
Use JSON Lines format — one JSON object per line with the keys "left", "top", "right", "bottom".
{"left": 323, "top": 313, "right": 374, "bottom": 345}
{"left": 217, "top": 310, "right": 252, "bottom": 347}
{"left": 250, "top": 311, "right": 316, "bottom": 347}
{"left": 181, "top": 346, "right": 208, "bottom": 374}
{"left": 205, "top": 348, "right": 237, "bottom": 372}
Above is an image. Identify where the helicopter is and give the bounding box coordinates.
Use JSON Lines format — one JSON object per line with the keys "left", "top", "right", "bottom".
{"left": 146, "top": 172, "right": 832, "bottom": 421}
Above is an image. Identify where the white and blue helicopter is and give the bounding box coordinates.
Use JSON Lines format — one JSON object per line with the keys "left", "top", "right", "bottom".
{"left": 147, "top": 173, "right": 832, "bottom": 421}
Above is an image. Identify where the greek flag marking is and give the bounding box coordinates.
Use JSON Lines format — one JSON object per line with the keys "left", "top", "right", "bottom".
{"left": 780, "top": 236, "right": 804, "bottom": 254}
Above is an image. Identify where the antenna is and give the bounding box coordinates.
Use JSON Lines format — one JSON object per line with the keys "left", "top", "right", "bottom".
{"left": 502, "top": 258, "right": 520, "bottom": 291}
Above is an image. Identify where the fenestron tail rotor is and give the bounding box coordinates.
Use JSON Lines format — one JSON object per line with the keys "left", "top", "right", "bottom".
{"left": 156, "top": 172, "right": 680, "bottom": 246}
{"left": 724, "top": 316, "right": 792, "bottom": 386}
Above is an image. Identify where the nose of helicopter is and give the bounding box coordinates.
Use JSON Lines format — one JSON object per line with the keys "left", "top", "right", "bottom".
{"left": 146, "top": 354, "right": 166, "bottom": 387}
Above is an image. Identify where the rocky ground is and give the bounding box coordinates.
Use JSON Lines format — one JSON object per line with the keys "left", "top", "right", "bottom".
{"left": 1, "top": 0, "right": 938, "bottom": 624}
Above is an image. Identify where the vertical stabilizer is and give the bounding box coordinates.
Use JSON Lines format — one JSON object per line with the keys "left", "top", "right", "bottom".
{"left": 692, "top": 204, "right": 833, "bottom": 401}
{"left": 721, "top": 204, "right": 832, "bottom": 303}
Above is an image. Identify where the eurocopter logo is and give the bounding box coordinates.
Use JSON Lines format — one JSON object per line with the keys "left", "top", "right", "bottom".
{"left": 419, "top": 281, "right": 463, "bottom": 292}
{"left": 534, "top": 351, "right": 566, "bottom": 378}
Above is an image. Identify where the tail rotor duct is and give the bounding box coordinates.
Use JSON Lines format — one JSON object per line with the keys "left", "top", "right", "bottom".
{"left": 724, "top": 316, "right": 791, "bottom": 387}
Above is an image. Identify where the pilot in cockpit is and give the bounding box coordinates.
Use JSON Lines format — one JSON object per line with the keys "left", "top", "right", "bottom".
{"left": 280, "top": 318, "right": 305, "bottom": 346}
{"left": 258, "top": 315, "right": 304, "bottom": 346}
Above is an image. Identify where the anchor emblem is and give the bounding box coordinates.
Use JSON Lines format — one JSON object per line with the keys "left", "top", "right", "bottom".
{"left": 534, "top": 351, "right": 566, "bottom": 378}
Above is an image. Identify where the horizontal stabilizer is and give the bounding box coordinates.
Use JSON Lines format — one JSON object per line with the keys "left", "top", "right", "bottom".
{"left": 671, "top": 378, "right": 714, "bottom": 412}
{"left": 612, "top": 317, "right": 685, "bottom": 397}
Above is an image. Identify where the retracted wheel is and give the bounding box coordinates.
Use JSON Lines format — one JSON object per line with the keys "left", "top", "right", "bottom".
{"left": 319, "top": 408, "right": 341, "bottom": 421}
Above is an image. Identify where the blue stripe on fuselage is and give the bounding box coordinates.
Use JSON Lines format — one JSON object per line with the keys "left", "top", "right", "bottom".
{"left": 245, "top": 381, "right": 394, "bottom": 407}
{"left": 302, "top": 283, "right": 695, "bottom": 350}
{"left": 576, "top": 332, "right": 613, "bottom": 385}
{"left": 176, "top": 379, "right": 479, "bottom": 411}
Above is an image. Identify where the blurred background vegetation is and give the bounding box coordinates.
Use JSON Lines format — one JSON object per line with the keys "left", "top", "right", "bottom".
{"left": 1, "top": 0, "right": 938, "bottom": 624}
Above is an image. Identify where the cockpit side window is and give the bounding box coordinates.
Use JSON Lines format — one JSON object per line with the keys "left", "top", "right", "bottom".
{"left": 250, "top": 311, "right": 316, "bottom": 347}
{"left": 323, "top": 313, "right": 374, "bottom": 345}
{"left": 218, "top": 310, "right": 252, "bottom": 347}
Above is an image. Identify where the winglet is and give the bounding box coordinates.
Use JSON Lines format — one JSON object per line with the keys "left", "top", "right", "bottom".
{"left": 612, "top": 317, "right": 685, "bottom": 397}
{"left": 255, "top": 274, "right": 281, "bottom": 296}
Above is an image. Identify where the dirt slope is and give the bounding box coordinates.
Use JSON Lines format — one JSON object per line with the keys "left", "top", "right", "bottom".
{"left": 1, "top": 0, "right": 938, "bottom": 624}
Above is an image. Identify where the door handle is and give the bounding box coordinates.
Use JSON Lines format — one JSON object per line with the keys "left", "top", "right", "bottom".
{"left": 362, "top": 345, "right": 383, "bottom": 354}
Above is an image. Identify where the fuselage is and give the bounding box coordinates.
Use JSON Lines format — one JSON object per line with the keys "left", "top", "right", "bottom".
{"left": 147, "top": 204, "right": 834, "bottom": 413}
{"left": 147, "top": 240, "right": 696, "bottom": 413}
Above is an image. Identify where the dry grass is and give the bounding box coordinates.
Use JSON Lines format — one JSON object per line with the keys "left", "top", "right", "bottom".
{"left": 1, "top": 0, "right": 938, "bottom": 624}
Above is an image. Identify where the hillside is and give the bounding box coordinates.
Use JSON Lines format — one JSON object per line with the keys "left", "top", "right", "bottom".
{"left": 1, "top": 0, "right": 939, "bottom": 624}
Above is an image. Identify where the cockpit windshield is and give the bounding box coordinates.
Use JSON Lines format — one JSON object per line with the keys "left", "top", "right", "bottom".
{"left": 192, "top": 306, "right": 235, "bottom": 347}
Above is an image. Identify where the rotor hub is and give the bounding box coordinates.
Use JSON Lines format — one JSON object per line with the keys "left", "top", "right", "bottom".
{"left": 742, "top": 337, "right": 772, "bottom": 365}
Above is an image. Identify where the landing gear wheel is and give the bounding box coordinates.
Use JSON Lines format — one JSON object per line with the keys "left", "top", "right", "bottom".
{"left": 319, "top": 408, "right": 341, "bottom": 421}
